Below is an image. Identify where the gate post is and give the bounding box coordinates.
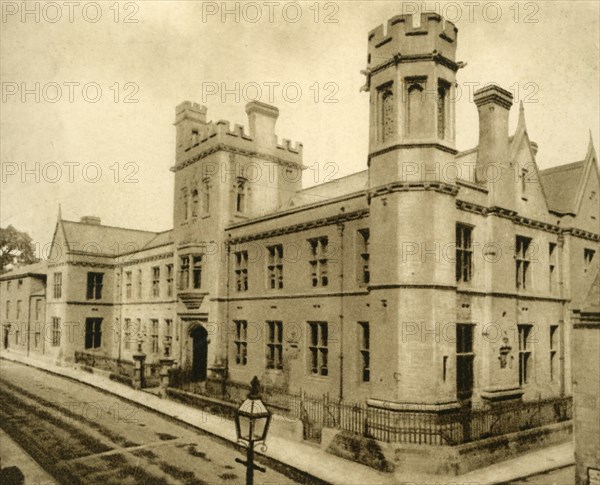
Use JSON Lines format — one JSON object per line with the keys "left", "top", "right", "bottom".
{"left": 132, "top": 342, "right": 146, "bottom": 390}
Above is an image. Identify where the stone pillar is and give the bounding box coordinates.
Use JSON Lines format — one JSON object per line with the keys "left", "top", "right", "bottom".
{"left": 159, "top": 357, "right": 174, "bottom": 398}
{"left": 132, "top": 351, "right": 146, "bottom": 390}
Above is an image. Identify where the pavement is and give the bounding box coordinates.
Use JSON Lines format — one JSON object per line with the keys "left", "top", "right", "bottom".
{"left": 0, "top": 428, "right": 57, "bottom": 485}
{"left": 0, "top": 350, "right": 575, "bottom": 485}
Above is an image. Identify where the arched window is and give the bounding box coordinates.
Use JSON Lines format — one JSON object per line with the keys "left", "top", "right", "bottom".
{"left": 191, "top": 189, "right": 199, "bottom": 217}
{"left": 182, "top": 188, "right": 188, "bottom": 220}
{"left": 236, "top": 177, "right": 248, "bottom": 214}
{"left": 202, "top": 178, "right": 210, "bottom": 214}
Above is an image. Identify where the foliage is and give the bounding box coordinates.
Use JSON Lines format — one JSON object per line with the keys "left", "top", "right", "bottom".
{"left": 0, "top": 225, "right": 37, "bottom": 273}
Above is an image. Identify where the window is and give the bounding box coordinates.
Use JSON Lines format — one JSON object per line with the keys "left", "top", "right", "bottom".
{"left": 266, "top": 321, "right": 283, "bottom": 370}
{"left": 191, "top": 189, "right": 199, "bottom": 217}
{"left": 152, "top": 267, "right": 160, "bottom": 298}
{"left": 358, "top": 229, "right": 370, "bottom": 286}
{"left": 521, "top": 168, "right": 528, "bottom": 196}
{"left": 35, "top": 299, "right": 42, "bottom": 320}
{"left": 53, "top": 272, "right": 62, "bottom": 299}
{"left": 234, "top": 320, "right": 248, "bottom": 366}
{"left": 236, "top": 178, "right": 248, "bottom": 213}
{"left": 309, "top": 237, "right": 329, "bottom": 287}
{"left": 267, "top": 244, "right": 283, "bottom": 290}
{"left": 18, "top": 279, "right": 22, "bottom": 288}
{"left": 358, "top": 322, "right": 370, "bottom": 382}
{"left": 550, "top": 325, "right": 559, "bottom": 382}
{"left": 166, "top": 264, "right": 173, "bottom": 297}
{"left": 137, "top": 269, "right": 142, "bottom": 299}
{"left": 518, "top": 324, "right": 533, "bottom": 386}
{"left": 584, "top": 248, "right": 595, "bottom": 269}
{"left": 85, "top": 318, "right": 102, "bottom": 349}
{"left": 182, "top": 188, "right": 189, "bottom": 220}
{"left": 51, "top": 317, "right": 61, "bottom": 347}
{"left": 234, "top": 251, "right": 248, "bottom": 292}
{"left": 124, "top": 318, "right": 132, "bottom": 350}
{"left": 5, "top": 301, "right": 9, "bottom": 319}
{"left": 202, "top": 178, "right": 211, "bottom": 213}
{"left": 179, "top": 256, "right": 190, "bottom": 290}
{"left": 308, "top": 321, "right": 328, "bottom": 376}
{"left": 456, "top": 324, "right": 474, "bottom": 399}
{"left": 16, "top": 300, "right": 21, "bottom": 319}
{"left": 86, "top": 272, "right": 103, "bottom": 300}
{"left": 165, "top": 319, "right": 173, "bottom": 347}
{"left": 125, "top": 271, "right": 132, "bottom": 299}
{"left": 548, "top": 243, "right": 557, "bottom": 293}
{"left": 516, "top": 236, "right": 532, "bottom": 290}
{"left": 192, "top": 255, "right": 203, "bottom": 289}
{"left": 34, "top": 326, "right": 40, "bottom": 348}
{"left": 6, "top": 281, "right": 10, "bottom": 291}
{"left": 437, "top": 80, "right": 449, "bottom": 139}
{"left": 456, "top": 224, "right": 473, "bottom": 283}
{"left": 150, "top": 319, "right": 159, "bottom": 354}
{"left": 378, "top": 84, "right": 395, "bottom": 143}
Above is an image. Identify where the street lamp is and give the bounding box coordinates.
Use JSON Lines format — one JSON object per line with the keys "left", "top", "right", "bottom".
{"left": 235, "top": 376, "right": 272, "bottom": 485}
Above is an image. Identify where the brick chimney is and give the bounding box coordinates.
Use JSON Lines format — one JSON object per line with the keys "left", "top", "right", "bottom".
{"left": 245, "top": 101, "right": 279, "bottom": 147}
{"left": 80, "top": 216, "right": 101, "bottom": 225}
{"left": 474, "top": 84, "right": 515, "bottom": 209}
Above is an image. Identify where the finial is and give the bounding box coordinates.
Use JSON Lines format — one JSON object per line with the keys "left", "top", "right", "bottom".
{"left": 248, "top": 376, "right": 261, "bottom": 399}
{"left": 516, "top": 101, "right": 527, "bottom": 135}
{"left": 58, "top": 203, "right": 62, "bottom": 221}
{"left": 586, "top": 129, "right": 596, "bottom": 159}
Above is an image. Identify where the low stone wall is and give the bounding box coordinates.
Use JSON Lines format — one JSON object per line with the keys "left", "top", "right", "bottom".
{"left": 324, "top": 420, "right": 572, "bottom": 475}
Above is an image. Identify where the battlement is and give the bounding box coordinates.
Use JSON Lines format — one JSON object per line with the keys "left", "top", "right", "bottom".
{"left": 367, "top": 13, "right": 457, "bottom": 69}
{"left": 175, "top": 101, "right": 303, "bottom": 167}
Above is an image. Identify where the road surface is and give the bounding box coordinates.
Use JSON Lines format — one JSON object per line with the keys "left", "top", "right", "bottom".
{"left": 0, "top": 359, "right": 303, "bottom": 485}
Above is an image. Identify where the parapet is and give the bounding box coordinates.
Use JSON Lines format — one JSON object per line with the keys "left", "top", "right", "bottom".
{"left": 368, "top": 13, "right": 458, "bottom": 69}
{"left": 175, "top": 101, "right": 303, "bottom": 167}
{"left": 175, "top": 100, "right": 207, "bottom": 124}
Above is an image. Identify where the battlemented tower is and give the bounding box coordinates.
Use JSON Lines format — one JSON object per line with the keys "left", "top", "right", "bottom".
{"left": 364, "top": 12, "right": 461, "bottom": 186}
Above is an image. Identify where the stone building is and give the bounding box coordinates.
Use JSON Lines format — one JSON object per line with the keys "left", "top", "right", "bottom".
{"left": 1, "top": 13, "right": 599, "bottom": 415}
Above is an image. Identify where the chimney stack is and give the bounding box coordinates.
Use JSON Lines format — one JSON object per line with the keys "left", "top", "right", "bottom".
{"left": 474, "top": 84, "right": 515, "bottom": 209}
{"left": 245, "top": 101, "right": 279, "bottom": 147}
{"left": 80, "top": 216, "right": 101, "bottom": 225}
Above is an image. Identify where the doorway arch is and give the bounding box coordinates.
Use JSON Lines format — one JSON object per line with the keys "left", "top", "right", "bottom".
{"left": 190, "top": 325, "right": 208, "bottom": 382}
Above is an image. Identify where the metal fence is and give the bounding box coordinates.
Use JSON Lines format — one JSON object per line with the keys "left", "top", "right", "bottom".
{"left": 169, "top": 372, "right": 572, "bottom": 446}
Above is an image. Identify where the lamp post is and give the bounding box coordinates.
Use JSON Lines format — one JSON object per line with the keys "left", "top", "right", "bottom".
{"left": 234, "top": 376, "right": 272, "bottom": 485}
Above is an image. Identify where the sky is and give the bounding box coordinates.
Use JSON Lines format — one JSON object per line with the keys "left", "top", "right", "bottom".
{"left": 1, "top": 0, "right": 599, "bottom": 252}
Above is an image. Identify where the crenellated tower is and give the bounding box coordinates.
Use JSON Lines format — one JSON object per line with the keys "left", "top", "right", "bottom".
{"left": 364, "top": 12, "right": 461, "bottom": 186}
{"left": 365, "top": 13, "right": 463, "bottom": 409}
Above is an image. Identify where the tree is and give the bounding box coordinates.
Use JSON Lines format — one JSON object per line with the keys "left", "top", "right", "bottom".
{"left": 0, "top": 225, "right": 37, "bottom": 273}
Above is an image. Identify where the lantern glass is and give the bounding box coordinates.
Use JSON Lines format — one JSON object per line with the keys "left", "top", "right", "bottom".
{"left": 236, "top": 397, "right": 271, "bottom": 443}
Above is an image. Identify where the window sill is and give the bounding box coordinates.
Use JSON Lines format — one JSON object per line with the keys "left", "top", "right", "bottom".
{"left": 201, "top": 214, "right": 211, "bottom": 219}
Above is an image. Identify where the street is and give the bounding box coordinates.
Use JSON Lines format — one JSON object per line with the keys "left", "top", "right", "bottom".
{"left": 508, "top": 465, "right": 575, "bottom": 485}
{"left": 0, "top": 359, "right": 302, "bottom": 485}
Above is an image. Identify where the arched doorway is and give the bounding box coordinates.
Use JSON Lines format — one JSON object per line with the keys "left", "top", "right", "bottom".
{"left": 3, "top": 324, "right": 9, "bottom": 349}
{"left": 191, "top": 325, "right": 208, "bottom": 382}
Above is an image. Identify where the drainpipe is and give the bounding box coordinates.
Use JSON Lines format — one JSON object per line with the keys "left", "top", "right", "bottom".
{"left": 224, "top": 235, "right": 232, "bottom": 379}
{"left": 27, "top": 294, "right": 35, "bottom": 357}
{"left": 338, "top": 215, "right": 345, "bottom": 404}
{"left": 558, "top": 233, "right": 566, "bottom": 397}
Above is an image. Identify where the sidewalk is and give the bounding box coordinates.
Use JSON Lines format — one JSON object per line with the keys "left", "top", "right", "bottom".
{"left": 0, "top": 351, "right": 574, "bottom": 485}
{"left": 0, "top": 428, "right": 57, "bottom": 485}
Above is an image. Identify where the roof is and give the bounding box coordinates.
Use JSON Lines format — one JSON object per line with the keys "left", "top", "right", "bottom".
{"left": 282, "top": 171, "right": 368, "bottom": 209}
{"left": 61, "top": 220, "right": 161, "bottom": 256}
{"left": 140, "top": 230, "right": 174, "bottom": 251}
{"left": 539, "top": 161, "right": 585, "bottom": 214}
{"left": 0, "top": 261, "right": 46, "bottom": 280}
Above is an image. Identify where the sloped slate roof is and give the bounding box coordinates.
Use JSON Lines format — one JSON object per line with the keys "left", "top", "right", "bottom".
{"left": 0, "top": 261, "right": 46, "bottom": 280}
{"left": 141, "top": 230, "right": 174, "bottom": 251}
{"left": 539, "top": 161, "right": 585, "bottom": 214}
{"left": 283, "top": 170, "right": 368, "bottom": 209}
{"left": 61, "top": 220, "right": 159, "bottom": 255}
